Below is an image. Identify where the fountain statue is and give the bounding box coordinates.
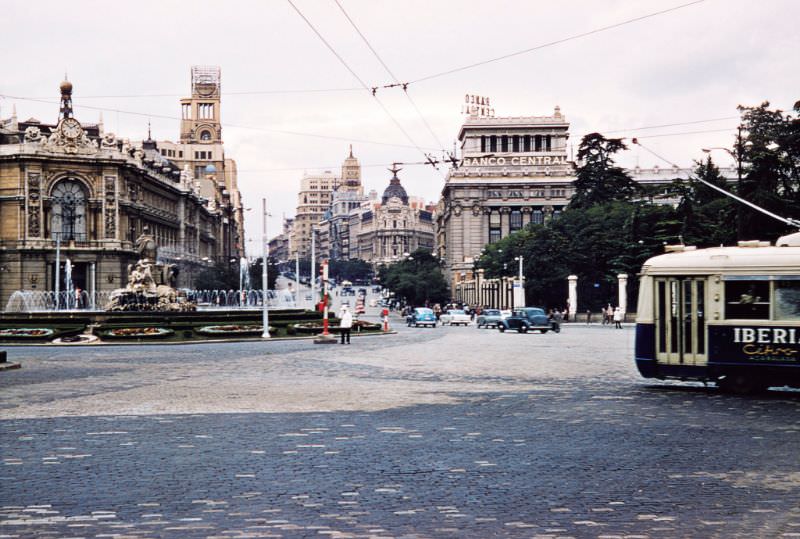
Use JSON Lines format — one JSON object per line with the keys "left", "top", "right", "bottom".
{"left": 105, "top": 228, "right": 196, "bottom": 312}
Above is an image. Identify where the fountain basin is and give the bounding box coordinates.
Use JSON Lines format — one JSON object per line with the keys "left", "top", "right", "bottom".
{"left": 0, "top": 309, "right": 382, "bottom": 344}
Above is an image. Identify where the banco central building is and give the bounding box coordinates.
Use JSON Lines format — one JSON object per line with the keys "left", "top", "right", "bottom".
{"left": 437, "top": 106, "right": 574, "bottom": 284}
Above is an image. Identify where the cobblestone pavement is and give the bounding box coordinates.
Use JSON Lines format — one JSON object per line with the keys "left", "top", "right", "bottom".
{"left": 3, "top": 319, "right": 800, "bottom": 538}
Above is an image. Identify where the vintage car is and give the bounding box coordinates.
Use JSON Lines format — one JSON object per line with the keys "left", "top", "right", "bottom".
{"left": 476, "top": 309, "right": 504, "bottom": 328}
{"left": 498, "top": 307, "right": 552, "bottom": 333}
{"left": 407, "top": 307, "right": 436, "bottom": 328}
{"left": 439, "top": 309, "right": 471, "bottom": 326}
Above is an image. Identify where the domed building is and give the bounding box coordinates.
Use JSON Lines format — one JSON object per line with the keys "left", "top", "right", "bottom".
{"left": 347, "top": 166, "right": 436, "bottom": 265}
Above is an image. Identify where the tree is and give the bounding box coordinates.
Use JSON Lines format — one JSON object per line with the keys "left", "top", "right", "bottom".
{"left": 328, "top": 259, "right": 373, "bottom": 283}
{"left": 736, "top": 101, "right": 800, "bottom": 240}
{"left": 378, "top": 249, "right": 449, "bottom": 306}
{"left": 247, "top": 257, "right": 279, "bottom": 291}
{"left": 195, "top": 261, "right": 239, "bottom": 291}
{"left": 569, "top": 133, "right": 641, "bottom": 209}
{"left": 476, "top": 201, "right": 682, "bottom": 310}
{"left": 670, "top": 156, "right": 737, "bottom": 247}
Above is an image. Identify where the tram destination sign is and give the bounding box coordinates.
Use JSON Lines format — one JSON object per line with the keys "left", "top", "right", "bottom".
{"left": 710, "top": 326, "right": 800, "bottom": 364}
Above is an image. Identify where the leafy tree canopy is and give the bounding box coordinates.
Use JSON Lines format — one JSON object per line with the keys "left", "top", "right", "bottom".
{"left": 569, "top": 133, "right": 641, "bottom": 209}
{"left": 378, "top": 249, "right": 449, "bottom": 306}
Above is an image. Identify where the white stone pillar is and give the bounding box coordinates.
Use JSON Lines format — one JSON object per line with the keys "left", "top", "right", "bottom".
{"left": 568, "top": 275, "right": 578, "bottom": 320}
{"left": 618, "top": 273, "right": 628, "bottom": 315}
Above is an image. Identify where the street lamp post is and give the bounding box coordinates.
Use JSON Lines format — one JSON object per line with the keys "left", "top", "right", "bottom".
{"left": 261, "top": 198, "right": 270, "bottom": 339}
{"left": 295, "top": 251, "right": 301, "bottom": 309}
{"left": 311, "top": 227, "right": 316, "bottom": 311}
{"left": 514, "top": 255, "right": 524, "bottom": 308}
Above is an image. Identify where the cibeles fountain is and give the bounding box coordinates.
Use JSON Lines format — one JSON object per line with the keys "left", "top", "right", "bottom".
{"left": 105, "top": 230, "right": 196, "bottom": 312}
{"left": 0, "top": 230, "right": 345, "bottom": 343}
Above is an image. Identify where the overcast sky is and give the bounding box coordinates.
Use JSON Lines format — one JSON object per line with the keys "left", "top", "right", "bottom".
{"left": 2, "top": 0, "right": 798, "bottom": 255}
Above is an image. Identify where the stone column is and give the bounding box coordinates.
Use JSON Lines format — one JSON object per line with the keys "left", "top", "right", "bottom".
{"left": 618, "top": 273, "right": 628, "bottom": 314}
{"left": 500, "top": 207, "right": 510, "bottom": 238}
{"left": 568, "top": 275, "right": 578, "bottom": 320}
{"left": 477, "top": 268, "right": 484, "bottom": 307}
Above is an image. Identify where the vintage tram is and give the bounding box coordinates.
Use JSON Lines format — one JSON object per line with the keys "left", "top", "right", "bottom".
{"left": 635, "top": 232, "right": 800, "bottom": 393}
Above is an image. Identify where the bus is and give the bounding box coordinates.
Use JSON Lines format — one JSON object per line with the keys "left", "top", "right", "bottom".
{"left": 635, "top": 231, "right": 800, "bottom": 393}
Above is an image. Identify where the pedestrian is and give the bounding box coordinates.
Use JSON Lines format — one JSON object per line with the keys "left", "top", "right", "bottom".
{"left": 613, "top": 306, "right": 623, "bottom": 329}
{"left": 551, "top": 308, "right": 563, "bottom": 333}
{"left": 339, "top": 305, "right": 353, "bottom": 344}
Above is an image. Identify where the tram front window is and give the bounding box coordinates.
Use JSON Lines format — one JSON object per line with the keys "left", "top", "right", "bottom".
{"left": 725, "top": 281, "right": 770, "bottom": 320}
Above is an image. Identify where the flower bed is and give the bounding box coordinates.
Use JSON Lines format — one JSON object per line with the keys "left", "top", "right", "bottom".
{"left": 102, "top": 327, "right": 174, "bottom": 339}
{"left": 196, "top": 324, "right": 273, "bottom": 336}
{"left": 290, "top": 320, "right": 382, "bottom": 334}
{"left": 0, "top": 328, "right": 55, "bottom": 339}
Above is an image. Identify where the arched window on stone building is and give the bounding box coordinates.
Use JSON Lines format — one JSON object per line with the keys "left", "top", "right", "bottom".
{"left": 51, "top": 179, "right": 88, "bottom": 241}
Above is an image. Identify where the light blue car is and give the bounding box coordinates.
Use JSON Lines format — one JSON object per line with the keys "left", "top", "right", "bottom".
{"left": 407, "top": 307, "right": 436, "bottom": 328}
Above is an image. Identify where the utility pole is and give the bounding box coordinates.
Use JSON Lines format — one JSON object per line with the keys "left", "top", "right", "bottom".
{"left": 311, "top": 227, "right": 316, "bottom": 311}
{"left": 261, "top": 198, "right": 270, "bottom": 339}
{"left": 735, "top": 125, "right": 745, "bottom": 240}
{"left": 295, "top": 251, "right": 300, "bottom": 309}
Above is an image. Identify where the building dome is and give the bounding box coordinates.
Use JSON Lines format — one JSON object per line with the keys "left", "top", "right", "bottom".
{"left": 60, "top": 79, "right": 73, "bottom": 95}
{"left": 381, "top": 166, "right": 408, "bottom": 205}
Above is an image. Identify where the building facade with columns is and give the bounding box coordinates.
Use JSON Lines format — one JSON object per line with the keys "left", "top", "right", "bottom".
{"left": 437, "top": 106, "right": 574, "bottom": 287}
{"left": 0, "top": 79, "right": 232, "bottom": 307}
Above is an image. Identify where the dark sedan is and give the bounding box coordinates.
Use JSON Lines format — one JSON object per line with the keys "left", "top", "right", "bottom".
{"left": 498, "top": 307, "right": 553, "bottom": 333}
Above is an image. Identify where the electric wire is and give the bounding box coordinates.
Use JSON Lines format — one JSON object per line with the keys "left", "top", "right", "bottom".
{"left": 332, "top": 0, "right": 445, "bottom": 150}
{"left": 632, "top": 127, "right": 737, "bottom": 140}
{"left": 0, "top": 93, "right": 440, "bottom": 151}
{"left": 3, "top": 89, "right": 745, "bottom": 142}
{"left": 604, "top": 116, "right": 739, "bottom": 134}
{"left": 14, "top": 88, "right": 365, "bottom": 100}
{"left": 286, "top": 0, "right": 442, "bottom": 176}
{"left": 408, "top": 0, "right": 707, "bottom": 84}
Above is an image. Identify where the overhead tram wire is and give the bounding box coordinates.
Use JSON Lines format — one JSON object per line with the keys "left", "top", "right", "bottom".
{"left": 1, "top": 93, "right": 739, "bottom": 156}
{"left": 14, "top": 87, "right": 365, "bottom": 100}
{"left": 632, "top": 138, "right": 800, "bottom": 229}
{"left": 0, "top": 93, "right": 439, "bottom": 152}
{"left": 239, "top": 159, "right": 447, "bottom": 173}
{"left": 603, "top": 116, "right": 739, "bottom": 134}
{"left": 285, "top": 0, "right": 444, "bottom": 177}
{"left": 332, "top": 0, "right": 445, "bottom": 151}
{"left": 405, "top": 0, "right": 706, "bottom": 85}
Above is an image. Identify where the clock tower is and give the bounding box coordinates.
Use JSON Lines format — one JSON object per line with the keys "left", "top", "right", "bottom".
{"left": 179, "top": 66, "right": 222, "bottom": 144}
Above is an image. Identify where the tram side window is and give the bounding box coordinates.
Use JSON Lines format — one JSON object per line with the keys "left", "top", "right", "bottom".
{"left": 775, "top": 281, "right": 800, "bottom": 320}
{"left": 725, "top": 281, "right": 770, "bottom": 320}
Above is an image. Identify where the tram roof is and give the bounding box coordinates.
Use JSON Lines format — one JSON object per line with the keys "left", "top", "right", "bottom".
{"left": 641, "top": 245, "right": 800, "bottom": 275}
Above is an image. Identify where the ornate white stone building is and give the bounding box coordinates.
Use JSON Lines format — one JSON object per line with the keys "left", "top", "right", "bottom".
{"left": 348, "top": 167, "right": 436, "bottom": 265}
{"left": 0, "top": 79, "right": 235, "bottom": 306}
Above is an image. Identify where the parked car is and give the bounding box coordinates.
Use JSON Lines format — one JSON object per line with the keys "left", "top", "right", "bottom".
{"left": 498, "top": 307, "right": 552, "bottom": 333}
{"left": 439, "top": 309, "right": 471, "bottom": 326}
{"left": 407, "top": 307, "right": 436, "bottom": 328}
{"left": 476, "top": 309, "right": 503, "bottom": 328}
